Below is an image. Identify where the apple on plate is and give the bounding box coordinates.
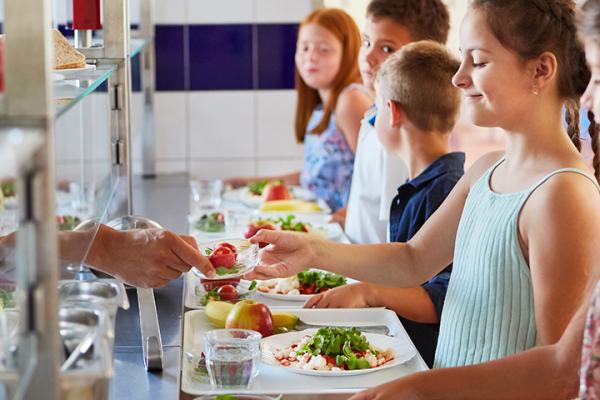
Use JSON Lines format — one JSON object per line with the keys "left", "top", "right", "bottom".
{"left": 263, "top": 180, "right": 291, "bottom": 201}
{"left": 225, "top": 299, "right": 274, "bottom": 337}
{"left": 244, "top": 220, "right": 277, "bottom": 248}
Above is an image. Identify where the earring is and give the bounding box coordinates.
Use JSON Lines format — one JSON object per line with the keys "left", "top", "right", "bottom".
{"left": 532, "top": 85, "right": 540, "bottom": 96}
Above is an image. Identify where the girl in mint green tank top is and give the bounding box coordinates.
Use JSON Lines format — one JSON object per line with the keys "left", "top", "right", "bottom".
{"left": 244, "top": 0, "right": 600, "bottom": 387}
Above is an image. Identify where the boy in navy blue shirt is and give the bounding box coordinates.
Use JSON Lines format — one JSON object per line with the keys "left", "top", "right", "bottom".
{"left": 305, "top": 41, "right": 463, "bottom": 367}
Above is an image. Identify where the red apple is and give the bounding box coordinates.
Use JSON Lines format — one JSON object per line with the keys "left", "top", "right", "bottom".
{"left": 217, "top": 284, "right": 239, "bottom": 302}
{"left": 263, "top": 181, "right": 291, "bottom": 201}
{"left": 225, "top": 299, "right": 274, "bottom": 337}
{"left": 200, "top": 277, "right": 241, "bottom": 291}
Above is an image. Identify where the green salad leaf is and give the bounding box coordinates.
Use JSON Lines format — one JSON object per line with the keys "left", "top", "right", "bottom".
{"left": 275, "top": 215, "right": 310, "bottom": 232}
{"left": 1, "top": 182, "right": 15, "bottom": 198}
{"left": 297, "top": 327, "right": 377, "bottom": 370}
{"left": 247, "top": 180, "right": 269, "bottom": 196}
{"left": 297, "top": 270, "right": 347, "bottom": 292}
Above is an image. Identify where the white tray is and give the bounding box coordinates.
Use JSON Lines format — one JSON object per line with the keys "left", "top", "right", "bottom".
{"left": 181, "top": 308, "right": 428, "bottom": 396}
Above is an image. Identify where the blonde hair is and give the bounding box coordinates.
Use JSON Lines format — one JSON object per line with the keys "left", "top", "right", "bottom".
{"left": 294, "top": 8, "right": 363, "bottom": 143}
{"left": 375, "top": 40, "right": 460, "bottom": 132}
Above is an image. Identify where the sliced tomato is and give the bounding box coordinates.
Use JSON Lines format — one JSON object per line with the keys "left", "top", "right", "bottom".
{"left": 323, "top": 355, "right": 336, "bottom": 366}
{"left": 300, "top": 283, "right": 317, "bottom": 295}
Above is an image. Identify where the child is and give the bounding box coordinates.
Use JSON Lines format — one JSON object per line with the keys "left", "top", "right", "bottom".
{"left": 248, "top": 0, "right": 600, "bottom": 372}
{"left": 305, "top": 41, "right": 463, "bottom": 367}
{"left": 337, "top": 0, "right": 451, "bottom": 245}
{"left": 226, "top": 8, "right": 371, "bottom": 212}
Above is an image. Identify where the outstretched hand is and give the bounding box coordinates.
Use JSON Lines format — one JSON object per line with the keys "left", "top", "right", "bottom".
{"left": 243, "top": 229, "right": 318, "bottom": 280}
{"left": 88, "top": 225, "right": 215, "bottom": 288}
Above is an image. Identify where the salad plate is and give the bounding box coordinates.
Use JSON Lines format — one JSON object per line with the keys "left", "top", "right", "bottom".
{"left": 261, "top": 328, "right": 415, "bottom": 377}
{"left": 191, "top": 239, "right": 258, "bottom": 280}
{"left": 257, "top": 271, "right": 351, "bottom": 302}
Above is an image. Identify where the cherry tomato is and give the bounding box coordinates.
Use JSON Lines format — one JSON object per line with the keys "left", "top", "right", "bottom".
{"left": 217, "top": 284, "right": 239, "bottom": 302}
{"left": 218, "top": 242, "right": 237, "bottom": 253}
{"left": 216, "top": 213, "right": 225, "bottom": 223}
{"left": 209, "top": 246, "right": 236, "bottom": 268}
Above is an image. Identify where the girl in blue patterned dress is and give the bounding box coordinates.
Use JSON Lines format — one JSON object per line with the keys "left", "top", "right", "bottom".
{"left": 226, "top": 8, "right": 371, "bottom": 211}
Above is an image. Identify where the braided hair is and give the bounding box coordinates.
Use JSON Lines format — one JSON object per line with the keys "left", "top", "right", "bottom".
{"left": 472, "top": 0, "right": 600, "bottom": 181}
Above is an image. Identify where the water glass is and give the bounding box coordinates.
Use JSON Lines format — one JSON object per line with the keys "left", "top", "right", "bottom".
{"left": 204, "top": 329, "right": 261, "bottom": 389}
{"left": 69, "top": 181, "right": 95, "bottom": 218}
{"left": 0, "top": 210, "right": 18, "bottom": 236}
{"left": 190, "top": 179, "right": 223, "bottom": 215}
{"left": 225, "top": 208, "right": 252, "bottom": 236}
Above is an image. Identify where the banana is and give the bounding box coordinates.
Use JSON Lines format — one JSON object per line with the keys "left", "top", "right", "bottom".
{"left": 205, "top": 300, "right": 234, "bottom": 328}
{"left": 272, "top": 311, "right": 299, "bottom": 330}
{"left": 259, "top": 200, "right": 322, "bottom": 213}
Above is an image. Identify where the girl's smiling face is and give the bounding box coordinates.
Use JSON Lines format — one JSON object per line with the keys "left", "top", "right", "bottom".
{"left": 452, "top": 8, "right": 538, "bottom": 129}
{"left": 581, "top": 39, "right": 600, "bottom": 118}
{"left": 295, "top": 23, "right": 343, "bottom": 91}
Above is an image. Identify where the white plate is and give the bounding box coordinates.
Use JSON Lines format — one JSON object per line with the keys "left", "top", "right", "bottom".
{"left": 261, "top": 329, "right": 416, "bottom": 376}
{"left": 258, "top": 291, "right": 311, "bottom": 302}
{"left": 55, "top": 64, "right": 96, "bottom": 73}
{"left": 257, "top": 275, "right": 358, "bottom": 302}
{"left": 224, "top": 186, "right": 319, "bottom": 209}
{"left": 191, "top": 238, "right": 258, "bottom": 279}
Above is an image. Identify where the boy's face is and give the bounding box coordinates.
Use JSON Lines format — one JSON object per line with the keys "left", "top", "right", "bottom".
{"left": 374, "top": 84, "right": 401, "bottom": 154}
{"left": 359, "top": 17, "right": 413, "bottom": 91}
{"left": 582, "top": 39, "right": 600, "bottom": 118}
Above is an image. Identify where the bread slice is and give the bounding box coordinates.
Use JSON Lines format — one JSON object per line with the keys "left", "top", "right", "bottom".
{"left": 53, "top": 29, "right": 86, "bottom": 70}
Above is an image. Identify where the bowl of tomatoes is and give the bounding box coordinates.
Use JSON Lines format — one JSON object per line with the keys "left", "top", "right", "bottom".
{"left": 192, "top": 239, "right": 258, "bottom": 280}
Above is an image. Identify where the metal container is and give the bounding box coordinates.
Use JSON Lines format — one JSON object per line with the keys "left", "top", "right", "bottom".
{"left": 58, "top": 279, "right": 129, "bottom": 322}
{"left": 0, "top": 305, "right": 114, "bottom": 400}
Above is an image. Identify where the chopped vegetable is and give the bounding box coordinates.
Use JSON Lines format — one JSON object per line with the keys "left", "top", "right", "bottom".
{"left": 297, "top": 270, "right": 346, "bottom": 294}
{"left": 247, "top": 180, "right": 269, "bottom": 196}
{"left": 1, "top": 182, "right": 15, "bottom": 198}
{"left": 195, "top": 212, "right": 225, "bottom": 233}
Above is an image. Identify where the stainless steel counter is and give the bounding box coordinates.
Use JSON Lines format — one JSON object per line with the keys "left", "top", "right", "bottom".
{"left": 109, "top": 175, "right": 189, "bottom": 400}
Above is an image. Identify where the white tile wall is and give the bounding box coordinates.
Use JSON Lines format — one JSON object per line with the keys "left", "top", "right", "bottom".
{"left": 256, "top": 159, "right": 302, "bottom": 176}
{"left": 189, "top": 159, "right": 255, "bottom": 179}
{"left": 155, "top": 92, "right": 188, "bottom": 159}
{"left": 256, "top": 91, "right": 303, "bottom": 158}
{"left": 255, "top": 0, "right": 313, "bottom": 23}
{"left": 156, "top": 160, "right": 188, "bottom": 174}
{"left": 188, "top": 92, "right": 255, "bottom": 159}
{"left": 154, "top": 0, "right": 186, "bottom": 24}
{"left": 186, "top": 0, "right": 254, "bottom": 24}
{"left": 130, "top": 92, "right": 145, "bottom": 163}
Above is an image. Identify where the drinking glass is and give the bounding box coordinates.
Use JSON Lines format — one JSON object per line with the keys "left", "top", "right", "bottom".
{"left": 204, "top": 329, "right": 261, "bottom": 389}
{"left": 224, "top": 208, "right": 252, "bottom": 236}
{"left": 190, "top": 179, "right": 223, "bottom": 216}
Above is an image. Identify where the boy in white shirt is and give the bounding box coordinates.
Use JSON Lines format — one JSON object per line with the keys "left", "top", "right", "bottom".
{"left": 338, "top": 0, "right": 450, "bottom": 244}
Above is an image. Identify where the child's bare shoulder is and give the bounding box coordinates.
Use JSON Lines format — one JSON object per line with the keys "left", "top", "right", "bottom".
{"left": 463, "top": 151, "right": 505, "bottom": 188}
{"left": 335, "top": 86, "right": 371, "bottom": 116}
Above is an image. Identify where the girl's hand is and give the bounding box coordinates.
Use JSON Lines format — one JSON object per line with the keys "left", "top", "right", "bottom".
{"left": 329, "top": 206, "right": 347, "bottom": 228}
{"left": 303, "top": 283, "right": 374, "bottom": 309}
{"left": 244, "top": 229, "right": 318, "bottom": 280}
{"left": 348, "top": 378, "right": 420, "bottom": 400}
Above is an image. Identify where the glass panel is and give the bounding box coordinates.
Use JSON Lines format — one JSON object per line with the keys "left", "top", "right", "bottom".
{"left": 54, "top": 81, "right": 115, "bottom": 278}
{"left": 53, "top": 64, "right": 116, "bottom": 119}
{"left": 130, "top": 38, "right": 147, "bottom": 58}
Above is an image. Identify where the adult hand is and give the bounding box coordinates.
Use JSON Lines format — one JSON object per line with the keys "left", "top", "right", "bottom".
{"left": 244, "top": 230, "right": 318, "bottom": 280}
{"left": 303, "top": 283, "right": 373, "bottom": 309}
{"left": 88, "top": 225, "right": 215, "bottom": 288}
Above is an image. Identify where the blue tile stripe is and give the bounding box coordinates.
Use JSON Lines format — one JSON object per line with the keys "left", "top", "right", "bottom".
{"left": 155, "top": 23, "right": 298, "bottom": 91}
